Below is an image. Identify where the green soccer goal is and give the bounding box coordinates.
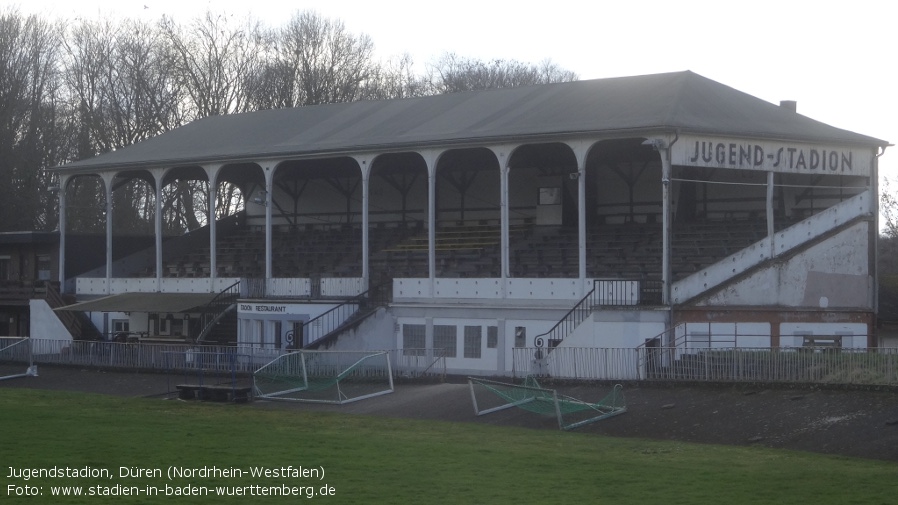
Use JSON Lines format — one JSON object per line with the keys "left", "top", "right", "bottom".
{"left": 253, "top": 350, "right": 394, "bottom": 404}
{"left": 468, "top": 376, "right": 626, "bottom": 430}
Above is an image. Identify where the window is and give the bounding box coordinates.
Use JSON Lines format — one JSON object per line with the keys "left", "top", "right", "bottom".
{"left": 514, "top": 327, "right": 526, "bottom": 348}
{"left": 112, "top": 319, "right": 129, "bottom": 340}
{"left": 36, "top": 254, "right": 52, "bottom": 281}
{"left": 464, "top": 326, "right": 482, "bottom": 359}
{"left": 689, "top": 332, "right": 711, "bottom": 349}
{"left": 402, "top": 324, "right": 425, "bottom": 356}
{"left": 0, "top": 256, "right": 10, "bottom": 281}
{"left": 434, "top": 325, "right": 457, "bottom": 358}
{"left": 487, "top": 326, "right": 498, "bottom": 349}
{"left": 256, "top": 320, "right": 266, "bottom": 347}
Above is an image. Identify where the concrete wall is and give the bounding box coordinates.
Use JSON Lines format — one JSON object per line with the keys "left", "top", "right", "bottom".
{"left": 559, "top": 309, "right": 669, "bottom": 349}
{"left": 28, "top": 299, "right": 72, "bottom": 344}
{"left": 697, "top": 221, "right": 871, "bottom": 308}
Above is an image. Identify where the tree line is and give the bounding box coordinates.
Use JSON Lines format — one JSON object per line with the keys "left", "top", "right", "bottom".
{"left": 0, "top": 8, "right": 577, "bottom": 234}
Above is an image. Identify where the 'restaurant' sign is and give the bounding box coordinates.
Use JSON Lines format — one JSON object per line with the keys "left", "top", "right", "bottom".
{"left": 672, "top": 135, "right": 873, "bottom": 176}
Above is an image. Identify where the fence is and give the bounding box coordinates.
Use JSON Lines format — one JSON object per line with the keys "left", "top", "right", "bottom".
{"left": 512, "top": 346, "right": 898, "bottom": 386}
{"left": 0, "top": 338, "right": 447, "bottom": 380}
{"left": 5, "top": 338, "right": 898, "bottom": 386}
{"left": 388, "top": 348, "right": 447, "bottom": 380}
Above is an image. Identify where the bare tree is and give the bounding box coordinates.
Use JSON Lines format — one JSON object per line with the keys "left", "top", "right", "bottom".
{"left": 882, "top": 177, "right": 898, "bottom": 239}
{"left": 262, "top": 11, "right": 378, "bottom": 107}
{"left": 0, "top": 9, "right": 67, "bottom": 232}
{"left": 62, "top": 17, "right": 187, "bottom": 233}
{"left": 160, "top": 11, "right": 266, "bottom": 119}
{"left": 364, "top": 53, "right": 429, "bottom": 100}
{"left": 427, "top": 52, "right": 578, "bottom": 94}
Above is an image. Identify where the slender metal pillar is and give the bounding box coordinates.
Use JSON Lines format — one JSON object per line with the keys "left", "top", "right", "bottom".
{"left": 766, "top": 171, "right": 775, "bottom": 256}
{"left": 154, "top": 170, "right": 164, "bottom": 291}
{"left": 103, "top": 174, "right": 114, "bottom": 294}
{"left": 660, "top": 147, "right": 672, "bottom": 305}
{"left": 57, "top": 176, "right": 68, "bottom": 289}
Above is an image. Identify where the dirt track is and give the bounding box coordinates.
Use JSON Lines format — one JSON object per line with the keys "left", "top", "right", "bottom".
{"left": 3, "top": 364, "right": 898, "bottom": 462}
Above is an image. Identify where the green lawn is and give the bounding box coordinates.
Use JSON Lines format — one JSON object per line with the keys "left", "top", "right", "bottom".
{"left": 1, "top": 388, "right": 895, "bottom": 504}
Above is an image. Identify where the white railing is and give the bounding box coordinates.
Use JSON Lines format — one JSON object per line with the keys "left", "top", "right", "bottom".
{"left": 75, "top": 277, "right": 364, "bottom": 298}
{"left": 394, "top": 278, "right": 591, "bottom": 302}
{"left": 513, "top": 345, "right": 898, "bottom": 386}
{"left": 388, "top": 348, "right": 447, "bottom": 379}
{"left": 9, "top": 338, "right": 896, "bottom": 386}
{"left": 4, "top": 338, "right": 445, "bottom": 379}
{"left": 76, "top": 277, "right": 242, "bottom": 295}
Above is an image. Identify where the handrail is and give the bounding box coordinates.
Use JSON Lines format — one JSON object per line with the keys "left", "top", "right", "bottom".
{"left": 195, "top": 281, "right": 241, "bottom": 344}
{"left": 532, "top": 278, "right": 663, "bottom": 348}
{"left": 532, "top": 285, "right": 597, "bottom": 348}
{"left": 302, "top": 281, "right": 391, "bottom": 348}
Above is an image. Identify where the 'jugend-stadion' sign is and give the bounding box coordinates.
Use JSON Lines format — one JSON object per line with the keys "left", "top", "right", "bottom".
{"left": 672, "top": 135, "right": 873, "bottom": 176}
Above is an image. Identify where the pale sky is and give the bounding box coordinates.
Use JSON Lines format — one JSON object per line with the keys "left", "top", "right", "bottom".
{"left": 9, "top": 0, "right": 898, "bottom": 182}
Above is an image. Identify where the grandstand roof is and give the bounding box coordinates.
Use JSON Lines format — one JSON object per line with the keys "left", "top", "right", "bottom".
{"left": 52, "top": 70, "right": 888, "bottom": 173}
{"left": 56, "top": 292, "right": 218, "bottom": 313}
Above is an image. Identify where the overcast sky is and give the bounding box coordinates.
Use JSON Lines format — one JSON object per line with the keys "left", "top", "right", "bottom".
{"left": 10, "top": 0, "right": 898, "bottom": 181}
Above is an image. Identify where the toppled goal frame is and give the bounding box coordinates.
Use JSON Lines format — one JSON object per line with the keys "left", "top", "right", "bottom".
{"left": 253, "top": 350, "right": 394, "bottom": 404}
{"left": 0, "top": 337, "right": 37, "bottom": 381}
{"left": 468, "top": 376, "right": 626, "bottom": 430}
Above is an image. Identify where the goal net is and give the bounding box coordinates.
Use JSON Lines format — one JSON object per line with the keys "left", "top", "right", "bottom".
{"left": 253, "top": 350, "right": 394, "bottom": 404}
{"left": 468, "top": 376, "right": 626, "bottom": 430}
{"left": 0, "top": 337, "right": 37, "bottom": 381}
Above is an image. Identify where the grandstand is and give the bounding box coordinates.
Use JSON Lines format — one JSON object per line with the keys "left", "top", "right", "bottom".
{"left": 44, "top": 71, "right": 888, "bottom": 377}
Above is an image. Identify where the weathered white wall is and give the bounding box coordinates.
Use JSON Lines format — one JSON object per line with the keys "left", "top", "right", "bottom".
{"left": 697, "top": 221, "right": 870, "bottom": 308}
{"left": 559, "top": 309, "right": 668, "bottom": 349}
{"left": 321, "top": 307, "right": 395, "bottom": 351}
{"left": 28, "top": 300, "right": 73, "bottom": 342}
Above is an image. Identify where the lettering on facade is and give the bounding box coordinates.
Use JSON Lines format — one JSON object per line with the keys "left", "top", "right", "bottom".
{"left": 686, "top": 140, "right": 852, "bottom": 172}
{"left": 672, "top": 136, "right": 871, "bottom": 176}
{"left": 239, "top": 304, "right": 287, "bottom": 313}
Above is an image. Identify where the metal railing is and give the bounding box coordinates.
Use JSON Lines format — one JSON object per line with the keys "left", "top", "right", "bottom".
{"left": 196, "top": 280, "right": 241, "bottom": 343}
{"left": 533, "top": 279, "right": 663, "bottom": 347}
{"left": 389, "top": 348, "right": 447, "bottom": 380}
{"left": 513, "top": 345, "right": 898, "bottom": 386}
{"left": 303, "top": 282, "right": 391, "bottom": 348}
{"left": 9, "top": 337, "right": 896, "bottom": 387}
{"left": 532, "top": 286, "right": 596, "bottom": 348}
{"left": 2, "top": 338, "right": 444, "bottom": 380}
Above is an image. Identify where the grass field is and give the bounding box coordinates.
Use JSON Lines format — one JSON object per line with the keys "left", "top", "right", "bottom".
{"left": 1, "top": 388, "right": 896, "bottom": 504}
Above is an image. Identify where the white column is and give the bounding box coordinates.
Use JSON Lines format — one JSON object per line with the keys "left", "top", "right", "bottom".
{"left": 355, "top": 155, "right": 372, "bottom": 290}
{"left": 102, "top": 173, "right": 115, "bottom": 294}
{"left": 766, "top": 171, "right": 775, "bottom": 256}
{"left": 362, "top": 174, "right": 370, "bottom": 287}
{"left": 419, "top": 150, "right": 440, "bottom": 287}
{"left": 57, "top": 175, "right": 68, "bottom": 288}
{"left": 205, "top": 165, "right": 221, "bottom": 285}
{"left": 566, "top": 141, "right": 590, "bottom": 296}
{"left": 428, "top": 170, "right": 436, "bottom": 282}
{"left": 578, "top": 159, "right": 587, "bottom": 281}
{"left": 264, "top": 166, "right": 274, "bottom": 280}
{"left": 500, "top": 165, "right": 510, "bottom": 280}
{"left": 488, "top": 144, "right": 516, "bottom": 289}
{"left": 659, "top": 144, "right": 672, "bottom": 305}
{"left": 152, "top": 169, "right": 165, "bottom": 291}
